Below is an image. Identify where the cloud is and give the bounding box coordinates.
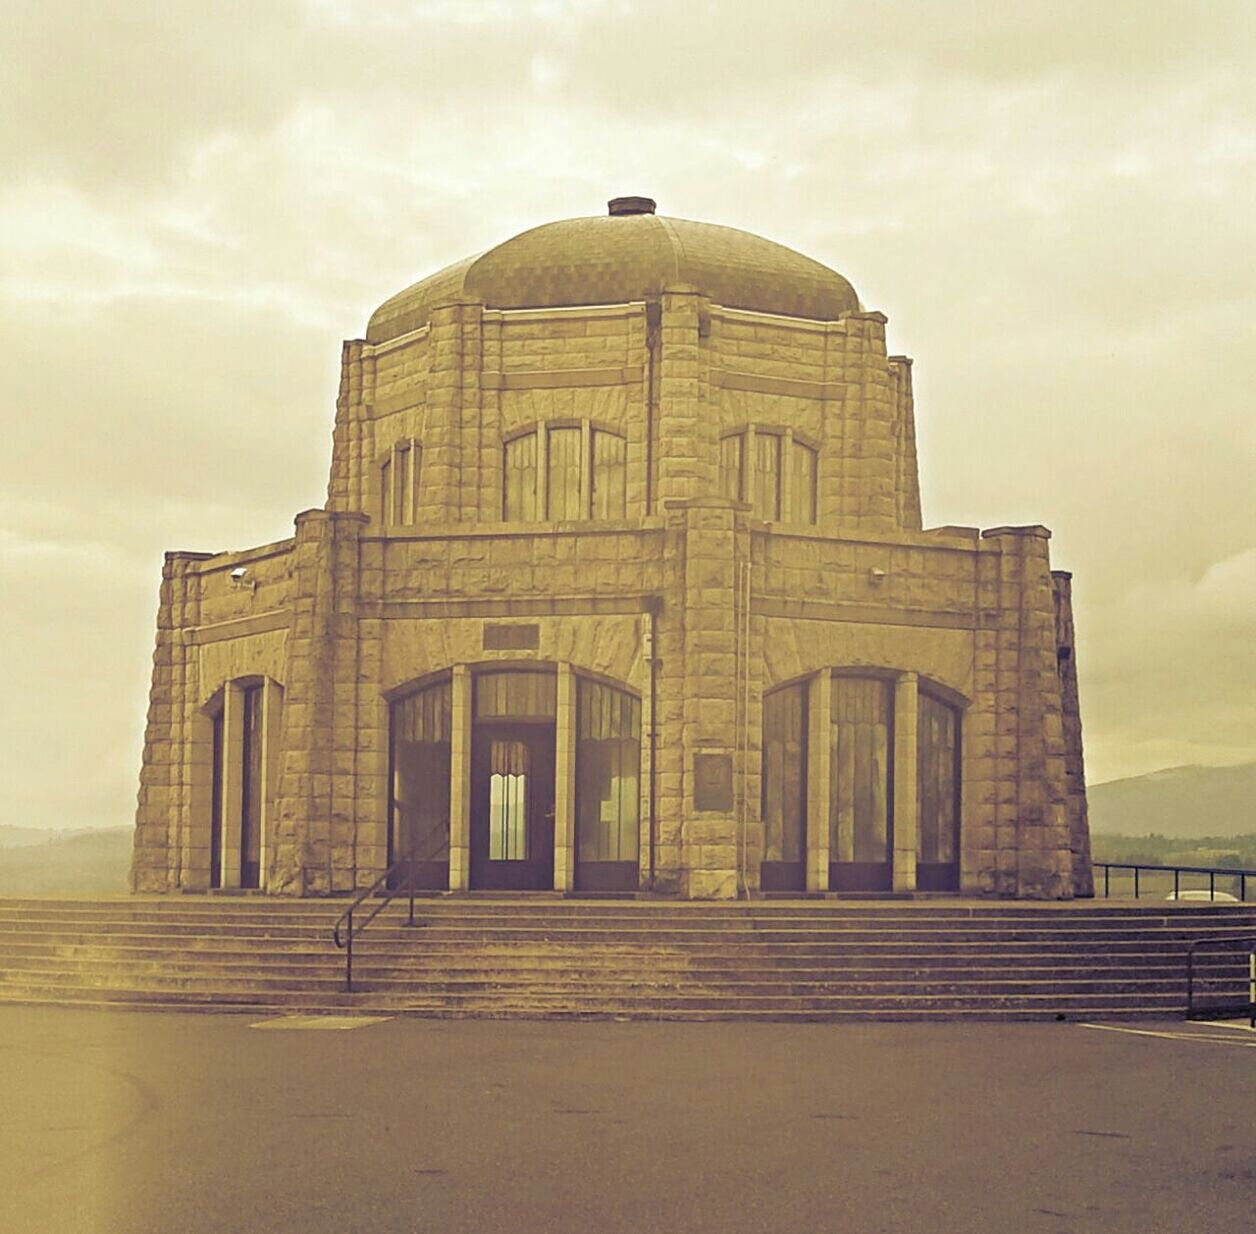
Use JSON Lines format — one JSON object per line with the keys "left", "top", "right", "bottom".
{"left": 2, "top": 0, "right": 1255, "bottom": 826}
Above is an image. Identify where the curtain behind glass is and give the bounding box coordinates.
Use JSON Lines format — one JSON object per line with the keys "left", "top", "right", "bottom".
{"left": 787, "top": 441, "right": 817, "bottom": 524}
{"left": 576, "top": 680, "right": 641, "bottom": 862}
{"left": 503, "top": 433, "right": 538, "bottom": 521}
{"left": 547, "top": 427, "right": 583, "bottom": 520}
{"left": 918, "top": 694, "right": 959, "bottom": 864}
{"left": 591, "top": 430, "right": 626, "bottom": 519}
{"left": 753, "top": 432, "right": 782, "bottom": 520}
{"left": 391, "top": 682, "right": 452, "bottom": 864}
{"left": 720, "top": 433, "right": 743, "bottom": 501}
{"left": 830, "top": 677, "right": 891, "bottom": 863}
{"left": 761, "top": 683, "right": 806, "bottom": 862}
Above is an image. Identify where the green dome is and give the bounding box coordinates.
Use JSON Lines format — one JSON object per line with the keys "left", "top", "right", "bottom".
{"left": 366, "top": 209, "right": 859, "bottom": 343}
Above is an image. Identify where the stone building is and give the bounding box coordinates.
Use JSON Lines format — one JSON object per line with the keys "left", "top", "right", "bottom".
{"left": 132, "top": 197, "right": 1093, "bottom": 900}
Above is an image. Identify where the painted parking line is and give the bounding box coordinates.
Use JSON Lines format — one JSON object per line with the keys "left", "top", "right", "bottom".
{"left": 249, "top": 1015, "right": 393, "bottom": 1031}
{"left": 1078, "top": 1022, "right": 1256, "bottom": 1047}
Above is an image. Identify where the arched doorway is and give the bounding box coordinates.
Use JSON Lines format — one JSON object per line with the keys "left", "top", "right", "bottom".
{"left": 389, "top": 677, "right": 452, "bottom": 890}
{"left": 574, "top": 677, "right": 641, "bottom": 892}
{"left": 917, "top": 691, "right": 961, "bottom": 891}
{"left": 470, "top": 670, "right": 556, "bottom": 890}
{"left": 829, "top": 675, "right": 894, "bottom": 892}
{"left": 761, "top": 681, "right": 807, "bottom": 892}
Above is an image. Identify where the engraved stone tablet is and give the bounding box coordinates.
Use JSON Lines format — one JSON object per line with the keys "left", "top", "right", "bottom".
{"left": 483, "top": 624, "right": 540, "bottom": 651}
{"left": 693, "top": 753, "right": 733, "bottom": 812}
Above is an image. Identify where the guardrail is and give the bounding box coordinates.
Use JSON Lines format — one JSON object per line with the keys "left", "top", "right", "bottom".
{"left": 332, "top": 857, "right": 433, "bottom": 992}
{"left": 1093, "top": 862, "right": 1256, "bottom": 902}
{"left": 1185, "top": 934, "right": 1256, "bottom": 1027}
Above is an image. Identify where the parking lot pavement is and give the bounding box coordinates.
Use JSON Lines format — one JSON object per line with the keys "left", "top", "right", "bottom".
{"left": 1, "top": 1006, "right": 1253, "bottom": 1234}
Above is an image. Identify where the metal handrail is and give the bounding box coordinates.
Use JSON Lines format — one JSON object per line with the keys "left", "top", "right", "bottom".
{"left": 1093, "top": 861, "right": 1256, "bottom": 901}
{"left": 332, "top": 844, "right": 447, "bottom": 992}
{"left": 1185, "top": 934, "right": 1256, "bottom": 1027}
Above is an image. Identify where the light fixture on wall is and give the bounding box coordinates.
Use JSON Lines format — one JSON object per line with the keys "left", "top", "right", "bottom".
{"left": 230, "top": 566, "right": 256, "bottom": 592}
{"left": 868, "top": 567, "right": 886, "bottom": 582}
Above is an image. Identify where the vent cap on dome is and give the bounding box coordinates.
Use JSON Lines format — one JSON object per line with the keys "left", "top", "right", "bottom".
{"left": 608, "top": 196, "right": 656, "bottom": 216}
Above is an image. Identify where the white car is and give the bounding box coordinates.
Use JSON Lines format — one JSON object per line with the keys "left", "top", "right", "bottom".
{"left": 1165, "top": 889, "right": 1241, "bottom": 902}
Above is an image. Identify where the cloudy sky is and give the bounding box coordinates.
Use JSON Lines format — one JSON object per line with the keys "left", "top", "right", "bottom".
{"left": 3, "top": 0, "right": 1254, "bottom": 830}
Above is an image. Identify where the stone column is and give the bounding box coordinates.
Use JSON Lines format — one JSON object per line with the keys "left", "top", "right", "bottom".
{"left": 554, "top": 663, "right": 577, "bottom": 891}
{"left": 448, "top": 664, "right": 472, "bottom": 891}
{"left": 806, "top": 669, "right": 831, "bottom": 892}
{"left": 979, "top": 526, "right": 1074, "bottom": 899}
{"left": 1053, "top": 571, "right": 1094, "bottom": 897}
{"left": 892, "top": 672, "right": 919, "bottom": 892}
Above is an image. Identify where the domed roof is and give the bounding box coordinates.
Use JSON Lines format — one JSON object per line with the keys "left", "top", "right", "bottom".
{"left": 366, "top": 201, "right": 860, "bottom": 343}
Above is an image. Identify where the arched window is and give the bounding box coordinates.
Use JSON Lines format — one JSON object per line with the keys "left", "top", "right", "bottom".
{"left": 917, "top": 692, "right": 961, "bottom": 890}
{"left": 381, "top": 438, "right": 421, "bottom": 525}
{"left": 575, "top": 679, "right": 640, "bottom": 890}
{"left": 761, "top": 680, "right": 807, "bottom": 891}
{"left": 502, "top": 423, "right": 627, "bottom": 521}
{"left": 719, "top": 427, "right": 816, "bottom": 525}
{"left": 389, "top": 679, "right": 452, "bottom": 888}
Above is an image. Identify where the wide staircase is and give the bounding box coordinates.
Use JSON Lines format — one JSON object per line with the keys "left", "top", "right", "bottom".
{"left": 1, "top": 897, "right": 1253, "bottom": 1021}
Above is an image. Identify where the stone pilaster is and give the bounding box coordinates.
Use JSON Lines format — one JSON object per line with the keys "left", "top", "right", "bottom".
{"left": 448, "top": 665, "right": 472, "bottom": 891}
{"left": 888, "top": 355, "right": 922, "bottom": 531}
{"left": 554, "top": 663, "right": 576, "bottom": 891}
{"left": 980, "top": 526, "right": 1074, "bottom": 899}
{"left": 664, "top": 497, "right": 746, "bottom": 899}
{"left": 269, "top": 509, "right": 368, "bottom": 895}
{"left": 1053, "top": 571, "right": 1094, "bottom": 897}
{"left": 132, "top": 551, "right": 210, "bottom": 892}
{"left": 327, "top": 339, "right": 364, "bottom": 514}
{"left": 805, "top": 669, "right": 831, "bottom": 892}
{"left": 892, "top": 671, "right": 919, "bottom": 891}
{"left": 653, "top": 290, "right": 711, "bottom": 507}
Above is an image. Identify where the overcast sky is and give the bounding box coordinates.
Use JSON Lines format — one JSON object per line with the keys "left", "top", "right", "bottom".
{"left": 3, "top": 1, "right": 1254, "bottom": 830}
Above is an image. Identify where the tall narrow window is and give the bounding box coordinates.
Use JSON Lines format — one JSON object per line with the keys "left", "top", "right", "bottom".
{"left": 503, "top": 432, "right": 538, "bottom": 521}
{"left": 240, "top": 684, "right": 263, "bottom": 889}
{"left": 830, "top": 676, "right": 892, "bottom": 873}
{"left": 719, "top": 433, "right": 743, "bottom": 501}
{"left": 753, "top": 432, "right": 782, "bottom": 520}
{"left": 576, "top": 680, "right": 641, "bottom": 864}
{"left": 546, "top": 426, "right": 583, "bottom": 520}
{"left": 390, "top": 680, "right": 453, "bottom": 886}
{"left": 786, "top": 440, "right": 817, "bottom": 524}
{"left": 591, "top": 430, "right": 627, "bottom": 519}
{"left": 381, "top": 440, "right": 421, "bottom": 525}
{"left": 917, "top": 693, "right": 961, "bottom": 889}
{"left": 761, "top": 682, "right": 807, "bottom": 890}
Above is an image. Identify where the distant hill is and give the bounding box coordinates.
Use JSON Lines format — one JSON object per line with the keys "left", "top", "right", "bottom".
{"left": 1088, "top": 762, "right": 1256, "bottom": 838}
{"left": 0, "top": 827, "right": 131, "bottom": 894}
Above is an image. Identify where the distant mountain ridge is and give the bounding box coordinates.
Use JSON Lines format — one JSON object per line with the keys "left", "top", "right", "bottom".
{"left": 1088, "top": 761, "right": 1256, "bottom": 838}
{"left": 0, "top": 827, "right": 131, "bottom": 894}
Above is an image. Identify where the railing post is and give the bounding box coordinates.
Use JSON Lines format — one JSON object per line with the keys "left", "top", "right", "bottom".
{"left": 345, "top": 906, "right": 354, "bottom": 993}
{"left": 1186, "top": 943, "right": 1195, "bottom": 1018}
{"left": 1174, "top": 868, "right": 1179, "bottom": 898}
{"left": 1243, "top": 874, "right": 1248, "bottom": 902}
{"left": 407, "top": 860, "right": 417, "bottom": 928}
{"left": 1210, "top": 870, "right": 1216, "bottom": 900}
{"left": 1104, "top": 864, "right": 1109, "bottom": 898}
{"left": 1134, "top": 866, "right": 1140, "bottom": 899}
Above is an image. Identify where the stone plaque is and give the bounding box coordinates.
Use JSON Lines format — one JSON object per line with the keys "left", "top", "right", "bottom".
{"left": 693, "top": 754, "right": 733, "bottom": 812}
{"left": 483, "top": 624, "right": 540, "bottom": 651}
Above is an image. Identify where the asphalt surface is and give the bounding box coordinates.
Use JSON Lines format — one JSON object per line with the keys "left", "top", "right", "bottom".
{"left": 0, "top": 1006, "right": 1253, "bottom": 1234}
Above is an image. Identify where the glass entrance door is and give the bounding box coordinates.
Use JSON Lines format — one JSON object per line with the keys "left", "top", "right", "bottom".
{"left": 470, "top": 724, "right": 556, "bottom": 890}
{"left": 829, "top": 676, "right": 893, "bottom": 892}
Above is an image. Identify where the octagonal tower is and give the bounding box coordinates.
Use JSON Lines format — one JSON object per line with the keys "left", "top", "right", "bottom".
{"left": 133, "top": 198, "right": 1093, "bottom": 900}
